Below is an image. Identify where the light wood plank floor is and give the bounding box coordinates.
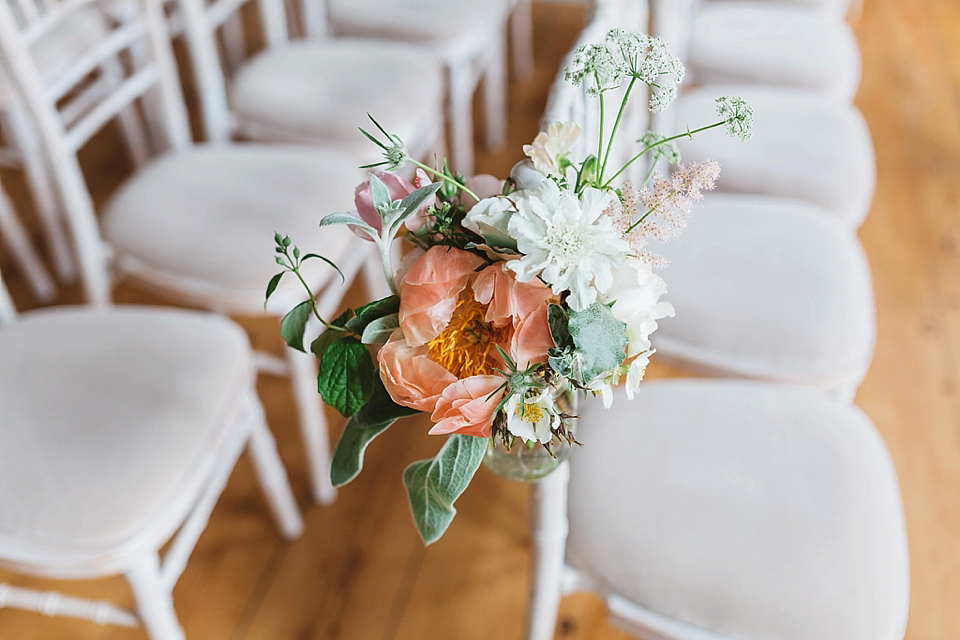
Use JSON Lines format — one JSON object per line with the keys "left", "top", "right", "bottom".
{"left": 1, "top": 1, "right": 959, "bottom": 637}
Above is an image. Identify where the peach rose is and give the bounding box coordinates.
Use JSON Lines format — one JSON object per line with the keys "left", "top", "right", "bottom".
{"left": 472, "top": 262, "right": 553, "bottom": 327}
{"left": 429, "top": 375, "right": 504, "bottom": 437}
{"left": 378, "top": 331, "right": 457, "bottom": 413}
{"left": 510, "top": 300, "right": 554, "bottom": 369}
{"left": 398, "top": 246, "right": 485, "bottom": 346}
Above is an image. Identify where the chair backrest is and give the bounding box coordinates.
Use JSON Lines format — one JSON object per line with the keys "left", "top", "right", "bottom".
{"left": 176, "top": 0, "right": 292, "bottom": 142}
{"left": 543, "top": 0, "right": 651, "bottom": 188}
{"left": 0, "top": 0, "right": 194, "bottom": 305}
{"left": 0, "top": 266, "right": 18, "bottom": 325}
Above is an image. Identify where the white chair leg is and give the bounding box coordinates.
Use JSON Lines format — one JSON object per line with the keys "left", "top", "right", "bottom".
{"left": 483, "top": 32, "right": 508, "bottom": 152}
{"left": 246, "top": 395, "right": 305, "bottom": 540}
{"left": 125, "top": 553, "right": 185, "bottom": 640}
{"left": 2, "top": 105, "right": 76, "bottom": 282}
{"left": 510, "top": 0, "right": 535, "bottom": 78}
{"left": 285, "top": 346, "right": 337, "bottom": 505}
{"left": 447, "top": 61, "right": 476, "bottom": 176}
{"left": 0, "top": 185, "right": 55, "bottom": 301}
{"left": 526, "top": 462, "right": 570, "bottom": 640}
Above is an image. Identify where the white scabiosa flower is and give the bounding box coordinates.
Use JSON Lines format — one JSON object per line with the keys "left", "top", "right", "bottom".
{"left": 462, "top": 196, "right": 517, "bottom": 246}
{"left": 523, "top": 122, "right": 581, "bottom": 176}
{"left": 716, "top": 96, "right": 754, "bottom": 141}
{"left": 506, "top": 391, "right": 560, "bottom": 444}
{"left": 507, "top": 180, "right": 629, "bottom": 312}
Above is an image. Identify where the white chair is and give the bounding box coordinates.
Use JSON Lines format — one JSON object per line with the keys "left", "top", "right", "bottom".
{"left": 652, "top": 193, "right": 875, "bottom": 400}
{"left": 674, "top": 85, "right": 876, "bottom": 229}
{"left": 704, "top": 0, "right": 858, "bottom": 19}
{"left": 325, "top": 0, "right": 513, "bottom": 175}
{"left": 526, "top": 381, "right": 909, "bottom": 640}
{"left": 0, "top": 0, "right": 154, "bottom": 284}
{"left": 0, "top": 264, "right": 303, "bottom": 640}
{"left": 686, "top": 0, "right": 861, "bottom": 101}
{"left": 177, "top": 0, "right": 445, "bottom": 168}
{"left": 0, "top": 0, "right": 373, "bottom": 504}
{"left": 0, "top": 179, "right": 55, "bottom": 301}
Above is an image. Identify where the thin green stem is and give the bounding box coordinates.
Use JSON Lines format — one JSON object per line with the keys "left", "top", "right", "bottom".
{"left": 377, "top": 238, "right": 399, "bottom": 296}
{"left": 641, "top": 159, "right": 657, "bottom": 187}
{"left": 408, "top": 159, "right": 480, "bottom": 202}
{"left": 596, "top": 75, "right": 606, "bottom": 183}
{"left": 600, "top": 76, "right": 638, "bottom": 179}
{"left": 602, "top": 121, "right": 725, "bottom": 188}
{"left": 287, "top": 259, "right": 348, "bottom": 333}
{"left": 625, "top": 206, "right": 657, "bottom": 234}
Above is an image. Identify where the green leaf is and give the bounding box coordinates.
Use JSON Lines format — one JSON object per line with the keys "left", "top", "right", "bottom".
{"left": 301, "top": 253, "right": 344, "bottom": 283}
{"left": 403, "top": 435, "right": 488, "bottom": 545}
{"left": 280, "top": 300, "right": 314, "bottom": 352}
{"left": 330, "top": 379, "right": 419, "bottom": 487}
{"left": 310, "top": 309, "right": 354, "bottom": 360}
{"left": 547, "top": 303, "right": 573, "bottom": 349}
{"left": 265, "top": 272, "right": 284, "bottom": 307}
{"left": 320, "top": 212, "right": 378, "bottom": 237}
{"left": 387, "top": 182, "right": 442, "bottom": 235}
{"left": 360, "top": 313, "right": 399, "bottom": 344}
{"left": 318, "top": 338, "right": 376, "bottom": 417}
{"left": 368, "top": 173, "right": 392, "bottom": 212}
{"left": 355, "top": 295, "right": 400, "bottom": 324}
{"left": 568, "top": 302, "right": 628, "bottom": 381}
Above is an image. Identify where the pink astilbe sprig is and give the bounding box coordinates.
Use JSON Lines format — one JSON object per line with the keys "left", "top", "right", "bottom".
{"left": 610, "top": 160, "right": 720, "bottom": 266}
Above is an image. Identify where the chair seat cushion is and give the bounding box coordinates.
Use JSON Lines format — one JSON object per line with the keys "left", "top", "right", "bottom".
{"left": 230, "top": 40, "right": 444, "bottom": 162}
{"left": 0, "top": 307, "right": 252, "bottom": 559}
{"left": 705, "top": 0, "right": 852, "bottom": 17}
{"left": 652, "top": 193, "right": 874, "bottom": 391}
{"left": 102, "top": 145, "right": 364, "bottom": 314}
{"left": 327, "top": 0, "right": 509, "bottom": 44}
{"left": 676, "top": 86, "right": 875, "bottom": 228}
{"left": 689, "top": 2, "right": 860, "bottom": 100}
{"left": 568, "top": 380, "right": 909, "bottom": 640}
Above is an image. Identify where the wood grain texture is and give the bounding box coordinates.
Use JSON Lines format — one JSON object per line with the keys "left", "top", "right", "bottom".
{"left": 0, "top": 1, "right": 957, "bottom": 638}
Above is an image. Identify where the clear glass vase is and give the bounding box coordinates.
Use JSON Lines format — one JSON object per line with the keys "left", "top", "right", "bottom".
{"left": 482, "top": 384, "right": 577, "bottom": 482}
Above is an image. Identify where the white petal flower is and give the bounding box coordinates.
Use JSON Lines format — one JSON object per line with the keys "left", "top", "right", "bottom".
{"left": 523, "top": 122, "right": 581, "bottom": 176}
{"left": 510, "top": 159, "right": 547, "bottom": 191}
{"left": 716, "top": 96, "right": 754, "bottom": 141}
{"left": 506, "top": 392, "right": 560, "bottom": 444}
{"left": 625, "top": 351, "right": 651, "bottom": 399}
{"left": 600, "top": 258, "right": 675, "bottom": 357}
{"left": 507, "top": 180, "right": 629, "bottom": 311}
{"left": 462, "top": 195, "right": 517, "bottom": 248}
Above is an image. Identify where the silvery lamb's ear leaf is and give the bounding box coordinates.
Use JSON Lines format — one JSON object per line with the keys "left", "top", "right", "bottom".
{"left": 567, "top": 302, "right": 627, "bottom": 381}
{"left": 368, "top": 173, "right": 392, "bottom": 212}
{"left": 360, "top": 313, "right": 399, "bottom": 344}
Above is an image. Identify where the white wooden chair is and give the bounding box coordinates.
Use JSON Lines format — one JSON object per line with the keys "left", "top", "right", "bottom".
{"left": 0, "top": 262, "right": 303, "bottom": 640}
{"left": 686, "top": 0, "right": 861, "bottom": 101}
{"left": 0, "top": 0, "right": 375, "bottom": 504}
{"left": 651, "top": 0, "right": 876, "bottom": 229}
{"left": 543, "top": 4, "right": 875, "bottom": 401}
{"left": 0, "top": 0, "right": 154, "bottom": 284}
{"left": 175, "top": 0, "right": 445, "bottom": 169}
{"left": 325, "top": 0, "right": 513, "bottom": 175}
{"left": 525, "top": 381, "right": 909, "bottom": 640}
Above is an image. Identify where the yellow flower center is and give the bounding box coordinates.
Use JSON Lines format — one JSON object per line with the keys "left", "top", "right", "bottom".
{"left": 428, "top": 295, "right": 509, "bottom": 378}
{"left": 520, "top": 402, "right": 544, "bottom": 424}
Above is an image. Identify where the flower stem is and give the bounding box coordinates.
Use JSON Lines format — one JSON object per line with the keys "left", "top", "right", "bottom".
{"left": 408, "top": 159, "right": 480, "bottom": 202}
{"left": 602, "top": 121, "right": 724, "bottom": 188}
{"left": 600, "top": 76, "right": 637, "bottom": 180}
{"left": 377, "top": 238, "right": 399, "bottom": 295}
{"left": 286, "top": 256, "right": 349, "bottom": 332}
{"left": 596, "top": 73, "right": 606, "bottom": 184}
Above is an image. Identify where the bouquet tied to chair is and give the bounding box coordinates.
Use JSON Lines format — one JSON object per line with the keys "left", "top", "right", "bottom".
{"left": 267, "top": 30, "right": 753, "bottom": 544}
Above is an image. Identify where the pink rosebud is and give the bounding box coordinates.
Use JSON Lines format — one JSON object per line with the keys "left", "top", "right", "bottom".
{"left": 353, "top": 171, "right": 416, "bottom": 232}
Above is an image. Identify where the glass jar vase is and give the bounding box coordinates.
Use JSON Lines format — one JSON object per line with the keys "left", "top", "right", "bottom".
{"left": 482, "top": 383, "right": 577, "bottom": 482}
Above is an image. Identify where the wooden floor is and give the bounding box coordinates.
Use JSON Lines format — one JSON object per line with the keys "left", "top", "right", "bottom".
{"left": 1, "top": 0, "right": 959, "bottom": 637}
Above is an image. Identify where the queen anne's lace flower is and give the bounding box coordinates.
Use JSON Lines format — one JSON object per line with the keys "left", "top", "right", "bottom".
{"left": 640, "top": 131, "right": 681, "bottom": 166}
{"left": 716, "top": 96, "right": 754, "bottom": 140}
{"left": 564, "top": 43, "right": 622, "bottom": 95}
{"left": 605, "top": 30, "right": 685, "bottom": 112}
{"left": 507, "top": 180, "right": 629, "bottom": 312}
{"left": 523, "top": 122, "right": 581, "bottom": 176}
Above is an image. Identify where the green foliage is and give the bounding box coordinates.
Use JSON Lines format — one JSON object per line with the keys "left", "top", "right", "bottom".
{"left": 361, "top": 313, "right": 399, "bottom": 344}
{"left": 568, "top": 302, "right": 627, "bottom": 381}
{"left": 330, "top": 379, "right": 420, "bottom": 487}
{"left": 280, "top": 301, "right": 313, "bottom": 352}
{"left": 355, "top": 295, "right": 400, "bottom": 324}
{"left": 317, "top": 338, "right": 376, "bottom": 417}
{"left": 402, "top": 435, "right": 488, "bottom": 545}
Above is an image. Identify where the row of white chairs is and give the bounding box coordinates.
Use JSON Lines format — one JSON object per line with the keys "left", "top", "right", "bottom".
{"left": 522, "top": 2, "right": 909, "bottom": 640}
{"left": 0, "top": 0, "right": 525, "bottom": 637}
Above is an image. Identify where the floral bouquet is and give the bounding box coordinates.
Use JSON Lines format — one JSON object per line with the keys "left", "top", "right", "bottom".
{"left": 266, "top": 30, "right": 753, "bottom": 544}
